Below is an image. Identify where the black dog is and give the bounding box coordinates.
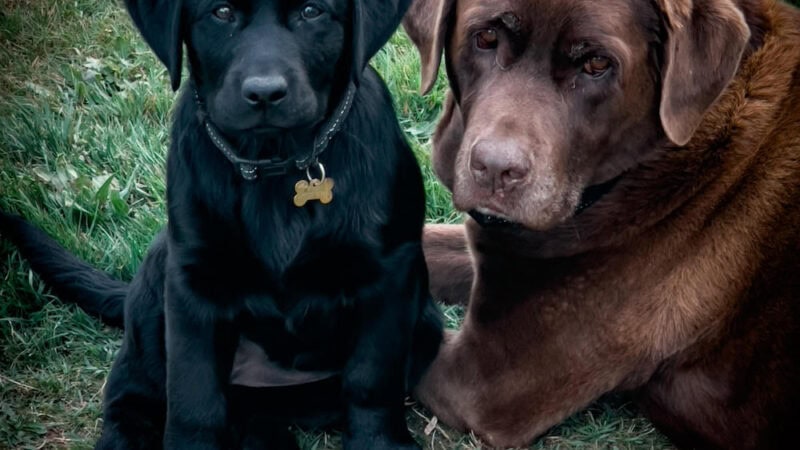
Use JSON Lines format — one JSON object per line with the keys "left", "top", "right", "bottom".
{"left": 0, "top": 0, "right": 442, "bottom": 449}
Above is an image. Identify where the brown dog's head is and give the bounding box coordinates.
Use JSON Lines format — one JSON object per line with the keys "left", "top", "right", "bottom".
{"left": 405, "top": 0, "right": 750, "bottom": 231}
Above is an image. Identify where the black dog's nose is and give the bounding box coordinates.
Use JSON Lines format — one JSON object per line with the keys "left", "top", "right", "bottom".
{"left": 242, "top": 75, "right": 288, "bottom": 106}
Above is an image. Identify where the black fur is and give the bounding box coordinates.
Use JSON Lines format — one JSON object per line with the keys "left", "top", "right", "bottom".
{"left": 0, "top": 212, "right": 126, "bottom": 327}
{"left": 0, "top": 0, "right": 442, "bottom": 449}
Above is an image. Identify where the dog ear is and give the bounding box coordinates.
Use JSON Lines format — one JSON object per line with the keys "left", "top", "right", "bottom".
{"left": 125, "top": 0, "right": 184, "bottom": 91}
{"left": 656, "top": 0, "right": 750, "bottom": 146}
{"left": 431, "top": 91, "right": 465, "bottom": 188}
{"left": 351, "top": 0, "right": 413, "bottom": 83}
{"left": 403, "top": 0, "right": 456, "bottom": 95}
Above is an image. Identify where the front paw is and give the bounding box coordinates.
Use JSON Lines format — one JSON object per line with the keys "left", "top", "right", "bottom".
{"left": 343, "top": 434, "right": 421, "bottom": 450}
{"left": 164, "top": 427, "right": 227, "bottom": 450}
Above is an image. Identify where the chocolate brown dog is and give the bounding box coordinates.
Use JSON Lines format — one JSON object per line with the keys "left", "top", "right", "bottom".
{"left": 404, "top": 0, "right": 800, "bottom": 448}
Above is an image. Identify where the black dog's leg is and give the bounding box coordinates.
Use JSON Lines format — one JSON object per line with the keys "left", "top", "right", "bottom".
{"left": 342, "top": 244, "right": 426, "bottom": 450}
{"left": 96, "top": 342, "right": 166, "bottom": 450}
{"left": 162, "top": 280, "right": 239, "bottom": 450}
{"left": 95, "top": 233, "right": 169, "bottom": 450}
{"left": 407, "top": 300, "right": 443, "bottom": 391}
{"left": 231, "top": 412, "right": 299, "bottom": 450}
{"left": 228, "top": 385, "right": 300, "bottom": 450}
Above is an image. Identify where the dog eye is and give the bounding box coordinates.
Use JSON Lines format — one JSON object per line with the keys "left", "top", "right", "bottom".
{"left": 301, "top": 4, "right": 323, "bottom": 20}
{"left": 475, "top": 29, "right": 498, "bottom": 50}
{"left": 583, "top": 56, "right": 611, "bottom": 77}
{"left": 213, "top": 5, "right": 235, "bottom": 22}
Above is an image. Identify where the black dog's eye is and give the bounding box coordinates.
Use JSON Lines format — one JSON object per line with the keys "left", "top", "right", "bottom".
{"left": 213, "top": 4, "right": 235, "bottom": 22}
{"left": 301, "top": 4, "right": 323, "bottom": 20}
{"left": 583, "top": 56, "right": 611, "bottom": 77}
{"left": 475, "top": 28, "right": 498, "bottom": 50}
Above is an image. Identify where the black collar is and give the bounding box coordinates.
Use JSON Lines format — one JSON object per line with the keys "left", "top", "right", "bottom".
{"left": 574, "top": 174, "right": 622, "bottom": 215}
{"left": 193, "top": 83, "right": 357, "bottom": 181}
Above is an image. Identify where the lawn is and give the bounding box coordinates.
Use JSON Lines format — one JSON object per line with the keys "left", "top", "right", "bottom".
{"left": 1, "top": 0, "right": 767, "bottom": 448}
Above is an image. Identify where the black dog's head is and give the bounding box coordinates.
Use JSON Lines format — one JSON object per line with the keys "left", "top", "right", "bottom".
{"left": 125, "top": 0, "right": 410, "bottom": 135}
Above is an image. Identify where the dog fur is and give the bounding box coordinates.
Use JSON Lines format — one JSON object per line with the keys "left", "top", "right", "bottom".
{"left": 0, "top": 1, "right": 442, "bottom": 449}
{"left": 404, "top": 0, "right": 800, "bottom": 448}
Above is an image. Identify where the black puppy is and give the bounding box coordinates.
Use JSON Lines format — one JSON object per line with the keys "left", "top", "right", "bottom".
{"left": 0, "top": 0, "right": 442, "bottom": 449}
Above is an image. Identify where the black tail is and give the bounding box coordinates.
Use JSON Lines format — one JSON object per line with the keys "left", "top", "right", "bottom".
{"left": 0, "top": 211, "right": 127, "bottom": 328}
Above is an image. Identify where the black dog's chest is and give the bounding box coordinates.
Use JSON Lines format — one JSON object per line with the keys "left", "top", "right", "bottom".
{"left": 239, "top": 180, "right": 336, "bottom": 272}
{"left": 227, "top": 160, "right": 385, "bottom": 272}
{"left": 206, "top": 196, "right": 383, "bottom": 371}
{"left": 238, "top": 289, "right": 359, "bottom": 372}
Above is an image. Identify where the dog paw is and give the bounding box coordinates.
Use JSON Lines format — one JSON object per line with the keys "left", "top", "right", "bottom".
{"left": 343, "top": 432, "right": 420, "bottom": 450}
{"left": 344, "top": 439, "right": 420, "bottom": 450}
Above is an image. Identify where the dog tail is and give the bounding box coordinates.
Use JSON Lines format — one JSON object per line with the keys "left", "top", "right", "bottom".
{"left": 0, "top": 211, "right": 126, "bottom": 328}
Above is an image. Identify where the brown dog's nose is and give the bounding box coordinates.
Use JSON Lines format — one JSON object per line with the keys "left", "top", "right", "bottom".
{"left": 470, "top": 140, "right": 530, "bottom": 193}
{"left": 242, "top": 75, "right": 288, "bottom": 106}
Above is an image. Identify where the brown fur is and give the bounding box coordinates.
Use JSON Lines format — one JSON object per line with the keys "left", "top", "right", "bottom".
{"left": 405, "top": 0, "right": 800, "bottom": 448}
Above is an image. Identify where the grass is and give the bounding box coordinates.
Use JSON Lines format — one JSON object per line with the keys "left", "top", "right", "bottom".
{"left": 0, "top": 0, "right": 747, "bottom": 448}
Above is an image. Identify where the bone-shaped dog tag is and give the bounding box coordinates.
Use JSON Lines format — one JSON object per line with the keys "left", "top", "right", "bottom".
{"left": 293, "top": 178, "right": 335, "bottom": 207}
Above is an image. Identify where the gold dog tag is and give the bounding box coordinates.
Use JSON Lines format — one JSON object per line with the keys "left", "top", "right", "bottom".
{"left": 293, "top": 178, "right": 334, "bottom": 207}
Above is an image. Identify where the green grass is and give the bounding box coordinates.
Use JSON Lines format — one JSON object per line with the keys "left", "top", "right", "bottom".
{"left": 0, "top": 1, "right": 692, "bottom": 448}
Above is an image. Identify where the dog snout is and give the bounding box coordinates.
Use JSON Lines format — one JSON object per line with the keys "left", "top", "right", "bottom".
{"left": 469, "top": 140, "right": 530, "bottom": 193}
{"left": 241, "top": 75, "right": 289, "bottom": 107}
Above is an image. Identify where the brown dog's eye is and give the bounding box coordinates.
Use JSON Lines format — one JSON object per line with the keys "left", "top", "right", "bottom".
{"left": 213, "top": 5, "right": 235, "bottom": 22}
{"left": 476, "top": 29, "right": 498, "bottom": 50}
{"left": 583, "top": 56, "right": 611, "bottom": 77}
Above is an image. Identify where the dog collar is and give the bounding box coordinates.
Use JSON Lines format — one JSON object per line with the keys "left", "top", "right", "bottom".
{"left": 574, "top": 174, "right": 623, "bottom": 215}
{"left": 193, "top": 83, "right": 357, "bottom": 182}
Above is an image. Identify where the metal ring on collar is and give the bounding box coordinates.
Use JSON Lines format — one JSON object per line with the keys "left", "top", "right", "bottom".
{"left": 306, "top": 161, "right": 326, "bottom": 182}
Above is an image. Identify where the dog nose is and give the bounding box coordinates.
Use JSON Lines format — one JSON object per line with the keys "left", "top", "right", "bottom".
{"left": 470, "top": 140, "right": 530, "bottom": 193}
{"left": 242, "top": 75, "right": 288, "bottom": 106}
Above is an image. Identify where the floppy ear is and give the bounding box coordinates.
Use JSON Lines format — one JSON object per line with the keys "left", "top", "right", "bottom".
{"left": 403, "top": 0, "right": 455, "bottom": 94}
{"left": 431, "top": 91, "right": 465, "bottom": 189}
{"left": 351, "top": 0, "right": 413, "bottom": 83}
{"left": 125, "top": 0, "right": 184, "bottom": 91}
{"left": 656, "top": 0, "right": 750, "bottom": 146}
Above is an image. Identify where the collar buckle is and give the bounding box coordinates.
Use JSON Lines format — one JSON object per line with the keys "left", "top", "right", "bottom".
{"left": 239, "top": 164, "right": 258, "bottom": 181}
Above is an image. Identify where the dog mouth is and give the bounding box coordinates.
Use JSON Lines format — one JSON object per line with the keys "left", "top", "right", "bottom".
{"left": 246, "top": 124, "right": 287, "bottom": 135}
{"left": 468, "top": 209, "right": 520, "bottom": 229}
{"left": 230, "top": 117, "right": 323, "bottom": 138}
{"left": 469, "top": 174, "right": 624, "bottom": 230}
{"left": 209, "top": 102, "right": 323, "bottom": 137}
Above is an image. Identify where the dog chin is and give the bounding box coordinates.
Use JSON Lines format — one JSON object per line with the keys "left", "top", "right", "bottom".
{"left": 213, "top": 114, "right": 322, "bottom": 137}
